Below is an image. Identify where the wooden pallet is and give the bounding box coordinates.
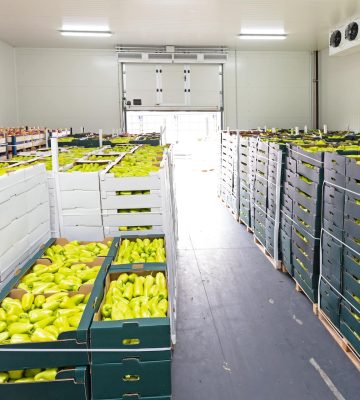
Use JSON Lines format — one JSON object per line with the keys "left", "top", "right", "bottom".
{"left": 239, "top": 219, "right": 254, "bottom": 233}
{"left": 295, "top": 282, "right": 319, "bottom": 315}
{"left": 318, "top": 309, "right": 360, "bottom": 372}
{"left": 253, "top": 236, "right": 282, "bottom": 270}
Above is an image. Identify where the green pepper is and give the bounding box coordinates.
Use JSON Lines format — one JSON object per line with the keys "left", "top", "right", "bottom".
{"left": 0, "top": 331, "right": 9, "bottom": 343}
{"left": 132, "top": 304, "right": 141, "bottom": 318}
{"left": 124, "top": 309, "right": 134, "bottom": 319}
{"left": 152, "top": 309, "right": 166, "bottom": 318}
{"left": 68, "top": 314, "right": 82, "bottom": 328}
{"left": 155, "top": 272, "right": 166, "bottom": 288}
{"left": 158, "top": 288, "right": 168, "bottom": 300}
{"left": 140, "top": 304, "right": 151, "bottom": 318}
{"left": 59, "top": 277, "right": 82, "bottom": 291}
{"left": 70, "top": 294, "right": 85, "bottom": 306}
{"left": 56, "top": 308, "right": 80, "bottom": 318}
{"left": 54, "top": 273, "right": 65, "bottom": 284}
{"left": 32, "top": 282, "right": 54, "bottom": 295}
{"left": 101, "top": 304, "right": 112, "bottom": 318}
{"left": 6, "top": 314, "right": 19, "bottom": 324}
{"left": 10, "top": 334, "right": 31, "bottom": 344}
{"left": 33, "top": 264, "right": 49, "bottom": 275}
{"left": 44, "top": 325, "right": 59, "bottom": 338}
{"left": 42, "top": 301, "right": 61, "bottom": 311}
{"left": 15, "top": 377, "right": 34, "bottom": 383}
{"left": 34, "top": 295, "right": 46, "bottom": 308}
{"left": 112, "top": 287, "right": 124, "bottom": 302}
{"left": 133, "top": 277, "right": 143, "bottom": 297}
{"left": 45, "top": 293, "right": 68, "bottom": 303}
{"left": 111, "top": 303, "right": 127, "bottom": 320}
{"left": 25, "top": 369, "right": 42, "bottom": 378}
{"left": 123, "top": 283, "right": 133, "bottom": 300}
{"left": 83, "top": 293, "right": 91, "bottom": 304}
{"left": 8, "top": 322, "right": 33, "bottom": 336}
{"left": 18, "top": 313, "right": 30, "bottom": 322}
{"left": 37, "top": 273, "right": 55, "bottom": 283}
{"left": 29, "top": 309, "right": 53, "bottom": 323}
{"left": 21, "top": 293, "right": 34, "bottom": 312}
{"left": 0, "top": 308, "right": 6, "bottom": 321}
{"left": 71, "top": 263, "right": 87, "bottom": 272}
{"left": 157, "top": 299, "right": 168, "bottom": 314}
{"left": 31, "top": 328, "right": 57, "bottom": 342}
{"left": 128, "top": 273, "right": 137, "bottom": 283}
{"left": 54, "top": 316, "right": 70, "bottom": 333}
{"left": 2, "top": 301, "right": 22, "bottom": 316}
{"left": 17, "top": 283, "right": 30, "bottom": 291}
{"left": 8, "top": 370, "right": 23, "bottom": 380}
{"left": 148, "top": 285, "right": 159, "bottom": 298}
{"left": 48, "top": 263, "right": 60, "bottom": 274}
{"left": 34, "top": 368, "right": 57, "bottom": 381}
{"left": 0, "top": 321, "right": 6, "bottom": 333}
{"left": 118, "top": 273, "right": 129, "bottom": 283}
{"left": 34, "top": 316, "right": 56, "bottom": 329}
{"left": 0, "top": 372, "right": 9, "bottom": 383}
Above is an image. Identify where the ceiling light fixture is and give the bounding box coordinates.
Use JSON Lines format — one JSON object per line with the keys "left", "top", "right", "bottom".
{"left": 238, "top": 33, "right": 287, "bottom": 40}
{"left": 59, "top": 30, "right": 112, "bottom": 37}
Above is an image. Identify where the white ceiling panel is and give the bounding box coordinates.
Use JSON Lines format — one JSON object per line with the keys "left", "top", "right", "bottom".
{"left": 0, "top": 0, "right": 359, "bottom": 50}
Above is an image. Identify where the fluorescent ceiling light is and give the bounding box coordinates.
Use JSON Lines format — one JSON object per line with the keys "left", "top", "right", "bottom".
{"left": 59, "top": 30, "right": 112, "bottom": 37}
{"left": 238, "top": 34, "right": 287, "bottom": 40}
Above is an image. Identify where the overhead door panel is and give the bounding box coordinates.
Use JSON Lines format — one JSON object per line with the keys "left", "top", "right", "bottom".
{"left": 123, "top": 63, "right": 222, "bottom": 111}
{"left": 189, "top": 65, "right": 221, "bottom": 108}
{"left": 161, "top": 65, "right": 186, "bottom": 106}
{"left": 125, "top": 64, "right": 157, "bottom": 107}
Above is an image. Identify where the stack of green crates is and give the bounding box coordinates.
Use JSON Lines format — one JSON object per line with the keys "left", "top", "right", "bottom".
{"left": 280, "top": 145, "right": 296, "bottom": 275}
{"left": 89, "top": 236, "right": 172, "bottom": 400}
{"left": 239, "top": 136, "right": 253, "bottom": 227}
{"left": 0, "top": 238, "right": 116, "bottom": 399}
{"left": 253, "top": 140, "right": 268, "bottom": 246}
{"left": 341, "top": 156, "right": 360, "bottom": 354}
{"left": 289, "top": 145, "right": 324, "bottom": 302}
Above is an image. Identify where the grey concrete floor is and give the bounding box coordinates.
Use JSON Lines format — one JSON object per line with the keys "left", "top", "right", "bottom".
{"left": 172, "top": 159, "right": 360, "bottom": 400}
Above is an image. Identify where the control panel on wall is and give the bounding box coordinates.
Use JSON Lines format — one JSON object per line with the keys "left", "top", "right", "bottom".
{"left": 123, "top": 63, "right": 222, "bottom": 110}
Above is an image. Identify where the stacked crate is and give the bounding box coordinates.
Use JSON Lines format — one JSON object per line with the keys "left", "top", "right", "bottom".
{"left": 341, "top": 181, "right": 360, "bottom": 357}
{"left": 280, "top": 146, "right": 297, "bottom": 276}
{"left": 0, "top": 164, "right": 51, "bottom": 282}
{"left": 57, "top": 162, "right": 108, "bottom": 241}
{"left": 219, "top": 130, "right": 236, "bottom": 209}
{"left": 0, "top": 239, "right": 115, "bottom": 398}
{"left": 101, "top": 151, "right": 171, "bottom": 236}
{"left": 90, "top": 237, "right": 172, "bottom": 400}
{"left": 248, "top": 137, "right": 258, "bottom": 227}
{"left": 290, "top": 146, "right": 323, "bottom": 302}
{"left": 253, "top": 140, "right": 269, "bottom": 247}
{"left": 239, "top": 136, "right": 252, "bottom": 227}
{"left": 266, "top": 143, "right": 286, "bottom": 259}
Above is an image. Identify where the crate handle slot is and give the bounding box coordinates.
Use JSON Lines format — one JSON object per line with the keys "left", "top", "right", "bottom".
{"left": 122, "top": 338, "right": 140, "bottom": 345}
{"left": 123, "top": 375, "right": 140, "bottom": 382}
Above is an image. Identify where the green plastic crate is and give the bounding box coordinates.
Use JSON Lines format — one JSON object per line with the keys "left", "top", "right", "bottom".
{"left": 0, "top": 367, "right": 89, "bottom": 400}
{"left": 91, "top": 359, "right": 171, "bottom": 399}
{"left": 90, "top": 265, "right": 171, "bottom": 364}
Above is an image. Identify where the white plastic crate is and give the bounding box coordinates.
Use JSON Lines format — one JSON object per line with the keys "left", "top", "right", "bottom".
{"left": 61, "top": 190, "right": 101, "bottom": 209}
{"left": 102, "top": 211, "right": 163, "bottom": 227}
{"left": 62, "top": 226, "right": 105, "bottom": 241}
{"left": 62, "top": 208, "right": 103, "bottom": 227}
{"left": 101, "top": 192, "right": 163, "bottom": 209}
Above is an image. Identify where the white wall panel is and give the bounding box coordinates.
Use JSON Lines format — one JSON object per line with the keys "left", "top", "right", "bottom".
{"left": 224, "top": 51, "right": 312, "bottom": 129}
{"left": 16, "top": 48, "right": 120, "bottom": 132}
{"left": 320, "top": 49, "right": 360, "bottom": 131}
{"left": 0, "top": 40, "right": 17, "bottom": 126}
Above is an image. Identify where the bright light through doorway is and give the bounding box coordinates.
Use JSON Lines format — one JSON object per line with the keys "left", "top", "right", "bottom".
{"left": 126, "top": 111, "right": 221, "bottom": 169}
